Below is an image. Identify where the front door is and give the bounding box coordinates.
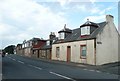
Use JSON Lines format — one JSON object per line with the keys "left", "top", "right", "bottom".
{"left": 67, "top": 46, "right": 71, "bottom": 62}
{"left": 37, "top": 50, "right": 39, "bottom": 58}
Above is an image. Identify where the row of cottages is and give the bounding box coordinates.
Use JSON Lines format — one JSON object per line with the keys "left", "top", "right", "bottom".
{"left": 16, "top": 38, "right": 46, "bottom": 57}
{"left": 16, "top": 32, "right": 57, "bottom": 59}
{"left": 16, "top": 15, "right": 120, "bottom": 65}
{"left": 52, "top": 15, "right": 120, "bottom": 65}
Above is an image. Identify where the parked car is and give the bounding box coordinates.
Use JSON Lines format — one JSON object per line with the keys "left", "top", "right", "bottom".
{"left": 2, "top": 51, "right": 5, "bottom": 57}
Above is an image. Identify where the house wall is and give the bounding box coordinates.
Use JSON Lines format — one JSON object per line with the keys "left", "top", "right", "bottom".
{"left": 96, "top": 15, "right": 120, "bottom": 65}
{"left": 52, "top": 39, "right": 95, "bottom": 65}
{"left": 24, "top": 47, "right": 31, "bottom": 57}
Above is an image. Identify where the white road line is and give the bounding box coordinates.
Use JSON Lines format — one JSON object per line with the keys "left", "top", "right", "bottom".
{"left": 12, "top": 59, "right": 16, "bottom": 61}
{"left": 28, "top": 64, "right": 42, "bottom": 70}
{"left": 96, "top": 70, "right": 101, "bottom": 73}
{"left": 49, "top": 71, "right": 76, "bottom": 81}
{"left": 34, "top": 66, "right": 42, "bottom": 70}
{"left": 83, "top": 69, "right": 87, "bottom": 70}
{"left": 89, "top": 69, "right": 95, "bottom": 72}
{"left": 17, "top": 60, "right": 24, "bottom": 64}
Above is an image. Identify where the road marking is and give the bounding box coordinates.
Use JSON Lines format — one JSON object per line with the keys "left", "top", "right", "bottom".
{"left": 83, "top": 69, "right": 87, "bottom": 70}
{"left": 77, "top": 65, "right": 86, "bottom": 67}
{"left": 12, "top": 58, "right": 16, "bottom": 61}
{"left": 49, "top": 71, "right": 76, "bottom": 81}
{"left": 96, "top": 70, "right": 101, "bottom": 73}
{"left": 28, "top": 64, "right": 42, "bottom": 70}
{"left": 17, "top": 60, "right": 24, "bottom": 64}
{"left": 89, "top": 69, "right": 95, "bottom": 72}
{"left": 8, "top": 57, "right": 12, "bottom": 59}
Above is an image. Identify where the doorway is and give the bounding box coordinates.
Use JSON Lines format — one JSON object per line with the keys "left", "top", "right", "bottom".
{"left": 67, "top": 46, "right": 71, "bottom": 62}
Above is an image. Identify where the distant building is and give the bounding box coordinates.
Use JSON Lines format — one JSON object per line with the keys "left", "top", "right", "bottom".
{"left": 40, "top": 32, "right": 58, "bottom": 59}
{"left": 52, "top": 15, "right": 120, "bottom": 65}
{"left": 32, "top": 38, "right": 46, "bottom": 58}
{"left": 21, "top": 38, "right": 46, "bottom": 57}
{"left": 16, "top": 44, "right": 22, "bottom": 55}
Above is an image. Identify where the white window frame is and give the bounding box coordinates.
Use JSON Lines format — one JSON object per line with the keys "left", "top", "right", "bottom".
{"left": 59, "top": 32, "right": 64, "bottom": 39}
{"left": 81, "top": 26, "right": 90, "bottom": 35}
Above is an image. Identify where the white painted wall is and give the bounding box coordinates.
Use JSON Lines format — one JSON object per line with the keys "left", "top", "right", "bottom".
{"left": 96, "top": 15, "right": 120, "bottom": 65}
{"left": 52, "top": 39, "right": 95, "bottom": 65}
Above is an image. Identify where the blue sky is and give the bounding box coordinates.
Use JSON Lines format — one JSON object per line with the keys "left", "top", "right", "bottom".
{"left": 0, "top": 0, "right": 119, "bottom": 49}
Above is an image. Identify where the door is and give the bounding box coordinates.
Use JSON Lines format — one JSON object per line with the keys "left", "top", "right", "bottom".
{"left": 37, "top": 50, "right": 39, "bottom": 58}
{"left": 67, "top": 46, "right": 71, "bottom": 62}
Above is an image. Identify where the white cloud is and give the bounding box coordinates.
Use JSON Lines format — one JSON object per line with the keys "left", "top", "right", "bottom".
{"left": 0, "top": 0, "right": 68, "bottom": 48}
{"left": 99, "top": 6, "right": 114, "bottom": 15}
{"left": 57, "top": 0, "right": 68, "bottom": 6}
{"left": 89, "top": 0, "right": 96, "bottom": 3}
{"left": 90, "top": 7, "right": 100, "bottom": 14}
{"left": 74, "top": 5, "right": 86, "bottom": 11}
{"left": 84, "top": 15, "right": 105, "bottom": 22}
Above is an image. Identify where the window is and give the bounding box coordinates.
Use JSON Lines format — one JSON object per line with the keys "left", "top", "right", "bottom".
{"left": 56, "top": 47, "right": 60, "bottom": 58}
{"left": 52, "top": 40, "right": 55, "bottom": 43}
{"left": 41, "top": 50, "right": 46, "bottom": 57}
{"left": 59, "top": 32, "right": 64, "bottom": 39}
{"left": 35, "top": 41, "right": 38, "bottom": 45}
{"left": 80, "top": 45, "right": 87, "bottom": 58}
{"left": 81, "top": 26, "right": 90, "bottom": 35}
{"left": 46, "top": 41, "right": 50, "bottom": 45}
{"left": 30, "top": 41, "right": 32, "bottom": 46}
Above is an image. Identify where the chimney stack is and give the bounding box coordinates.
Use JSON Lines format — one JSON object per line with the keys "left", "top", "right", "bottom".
{"left": 49, "top": 32, "right": 56, "bottom": 39}
{"left": 106, "top": 15, "right": 114, "bottom": 23}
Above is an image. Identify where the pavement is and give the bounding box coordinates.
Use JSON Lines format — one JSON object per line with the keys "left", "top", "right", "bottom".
{"left": 17, "top": 54, "right": 120, "bottom": 75}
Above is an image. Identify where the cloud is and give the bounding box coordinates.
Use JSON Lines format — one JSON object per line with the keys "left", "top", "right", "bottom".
{"left": 57, "top": 0, "right": 68, "bottom": 6}
{"left": 99, "top": 6, "right": 114, "bottom": 15}
{"left": 0, "top": 0, "right": 68, "bottom": 48}
{"left": 84, "top": 15, "right": 105, "bottom": 22}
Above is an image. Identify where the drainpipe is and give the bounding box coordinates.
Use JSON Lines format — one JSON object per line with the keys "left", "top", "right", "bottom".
{"left": 94, "top": 39, "right": 96, "bottom": 65}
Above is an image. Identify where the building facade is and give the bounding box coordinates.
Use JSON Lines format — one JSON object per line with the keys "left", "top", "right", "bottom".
{"left": 52, "top": 15, "right": 120, "bottom": 65}
{"left": 40, "top": 32, "right": 57, "bottom": 59}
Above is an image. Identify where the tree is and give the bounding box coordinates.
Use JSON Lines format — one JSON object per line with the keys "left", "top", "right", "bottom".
{"left": 4, "top": 45, "right": 15, "bottom": 54}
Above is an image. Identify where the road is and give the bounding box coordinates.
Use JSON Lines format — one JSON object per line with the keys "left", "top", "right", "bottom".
{"left": 2, "top": 54, "right": 119, "bottom": 81}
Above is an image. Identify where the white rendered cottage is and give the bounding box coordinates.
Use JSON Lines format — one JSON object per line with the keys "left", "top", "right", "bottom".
{"left": 52, "top": 15, "right": 120, "bottom": 65}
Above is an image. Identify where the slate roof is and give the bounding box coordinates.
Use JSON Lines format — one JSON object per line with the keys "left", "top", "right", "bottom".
{"left": 41, "top": 37, "right": 58, "bottom": 49}
{"left": 80, "top": 20, "right": 99, "bottom": 27}
{"left": 54, "top": 21, "right": 107, "bottom": 44}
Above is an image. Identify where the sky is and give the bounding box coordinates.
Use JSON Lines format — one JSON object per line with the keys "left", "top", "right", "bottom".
{"left": 0, "top": 0, "right": 119, "bottom": 49}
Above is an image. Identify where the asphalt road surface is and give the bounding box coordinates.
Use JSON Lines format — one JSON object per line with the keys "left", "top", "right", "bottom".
{"left": 2, "top": 54, "right": 119, "bottom": 81}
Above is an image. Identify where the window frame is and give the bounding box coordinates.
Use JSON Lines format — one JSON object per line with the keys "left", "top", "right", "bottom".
{"left": 80, "top": 45, "right": 87, "bottom": 59}
{"left": 59, "top": 32, "right": 64, "bottom": 39}
{"left": 81, "top": 26, "right": 90, "bottom": 35}
{"left": 56, "top": 47, "right": 60, "bottom": 58}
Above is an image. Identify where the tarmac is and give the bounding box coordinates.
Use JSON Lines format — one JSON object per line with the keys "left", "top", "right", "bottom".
{"left": 11, "top": 54, "right": 120, "bottom": 75}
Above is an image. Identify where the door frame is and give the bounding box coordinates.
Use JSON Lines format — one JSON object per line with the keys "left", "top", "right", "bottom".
{"left": 67, "top": 46, "right": 71, "bottom": 62}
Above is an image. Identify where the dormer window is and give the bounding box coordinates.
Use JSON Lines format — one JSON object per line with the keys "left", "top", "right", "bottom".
{"left": 58, "top": 24, "right": 72, "bottom": 40}
{"left": 59, "top": 32, "right": 64, "bottom": 39}
{"left": 81, "top": 26, "right": 90, "bottom": 35}
{"left": 46, "top": 41, "right": 50, "bottom": 46}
